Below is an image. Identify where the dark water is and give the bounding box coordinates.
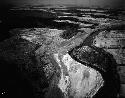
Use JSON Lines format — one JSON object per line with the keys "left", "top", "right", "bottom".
{"left": 0, "top": 6, "right": 125, "bottom": 41}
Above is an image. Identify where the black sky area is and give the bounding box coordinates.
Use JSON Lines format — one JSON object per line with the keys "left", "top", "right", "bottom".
{"left": 0, "top": 0, "right": 124, "bottom": 9}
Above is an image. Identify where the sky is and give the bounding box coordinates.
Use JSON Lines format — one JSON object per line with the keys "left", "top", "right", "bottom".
{"left": 0, "top": 0, "right": 125, "bottom": 9}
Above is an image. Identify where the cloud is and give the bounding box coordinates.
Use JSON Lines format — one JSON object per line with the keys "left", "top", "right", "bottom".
{"left": 0, "top": 0, "right": 124, "bottom": 8}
